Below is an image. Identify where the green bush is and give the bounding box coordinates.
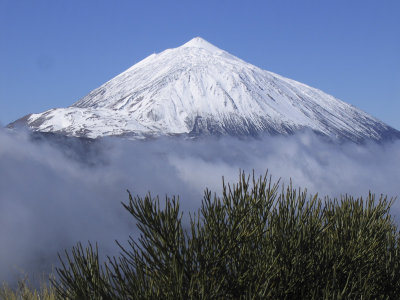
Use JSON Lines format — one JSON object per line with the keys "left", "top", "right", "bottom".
{"left": 52, "top": 171, "right": 400, "bottom": 299}
{"left": 1, "top": 277, "right": 56, "bottom": 300}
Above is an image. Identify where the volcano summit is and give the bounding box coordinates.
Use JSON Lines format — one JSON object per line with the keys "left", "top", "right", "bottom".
{"left": 9, "top": 37, "right": 400, "bottom": 142}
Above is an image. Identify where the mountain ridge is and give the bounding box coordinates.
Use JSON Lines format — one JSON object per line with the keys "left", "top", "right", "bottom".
{"left": 8, "top": 37, "right": 400, "bottom": 142}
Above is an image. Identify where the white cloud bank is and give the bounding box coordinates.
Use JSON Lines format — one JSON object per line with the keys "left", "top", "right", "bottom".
{"left": 1, "top": 128, "right": 399, "bottom": 283}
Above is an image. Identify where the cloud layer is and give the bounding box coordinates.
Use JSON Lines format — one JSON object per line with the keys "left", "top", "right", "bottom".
{"left": 1, "top": 128, "right": 400, "bottom": 284}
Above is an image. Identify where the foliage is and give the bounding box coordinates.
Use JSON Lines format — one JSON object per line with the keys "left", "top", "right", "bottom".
{"left": 52, "top": 171, "right": 400, "bottom": 299}
{"left": 0, "top": 277, "right": 56, "bottom": 300}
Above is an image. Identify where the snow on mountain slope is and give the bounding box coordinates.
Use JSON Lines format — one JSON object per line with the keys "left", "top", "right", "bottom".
{"left": 9, "top": 37, "right": 400, "bottom": 142}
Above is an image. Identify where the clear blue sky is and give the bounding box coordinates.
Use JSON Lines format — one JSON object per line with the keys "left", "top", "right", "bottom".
{"left": 1, "top": 0, "right": 399, "bottom": 129}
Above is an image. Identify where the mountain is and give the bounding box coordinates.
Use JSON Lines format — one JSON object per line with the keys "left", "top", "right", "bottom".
{"left": 9, "top": 37, "right": 400, "bottom": 142}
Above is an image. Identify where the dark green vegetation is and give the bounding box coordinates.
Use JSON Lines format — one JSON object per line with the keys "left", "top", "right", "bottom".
{"left": 52, "top": 172, "right": 400, "bottom": 299}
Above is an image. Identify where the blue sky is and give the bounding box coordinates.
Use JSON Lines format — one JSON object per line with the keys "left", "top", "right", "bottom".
{"left": 1, "top": 0, "right": 399, "bottom": 129}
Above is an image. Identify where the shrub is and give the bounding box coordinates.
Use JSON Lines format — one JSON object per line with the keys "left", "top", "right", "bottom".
{"left": 0, "top": 277, "right": 56, "bottom": 300}
{"left": 53, "top": 171, "right": 400, "bottom": 299}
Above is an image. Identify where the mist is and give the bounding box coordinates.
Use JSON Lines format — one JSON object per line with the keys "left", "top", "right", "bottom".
{"left": 1, "top": 128, "right": 400, "bottom": 284}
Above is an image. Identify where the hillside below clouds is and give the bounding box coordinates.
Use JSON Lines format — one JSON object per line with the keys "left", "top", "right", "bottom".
{"left": 9, "top": 37, "right": 400, "bottom": 142}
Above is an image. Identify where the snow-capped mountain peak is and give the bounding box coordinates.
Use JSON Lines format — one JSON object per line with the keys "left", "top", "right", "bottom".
{"left": 9, "top": 37, "right": 400, "bottom": 142}
{"left": 181, "top": 37, "right": 223, "bottom": 53}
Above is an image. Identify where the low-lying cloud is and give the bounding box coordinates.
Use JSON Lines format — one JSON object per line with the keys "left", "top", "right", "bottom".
{"left": 1, "top": 128, "right": 400, "bottom": 284}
